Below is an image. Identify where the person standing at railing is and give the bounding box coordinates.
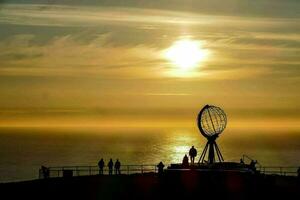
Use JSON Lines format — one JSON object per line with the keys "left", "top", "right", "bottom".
{"left": 108, "top": 159, "right": 113, "bottom": 175}
{"left": 189, "top": 146, "right": 197, "bottom": 164}
{"left": 41, "top": 165, "right": 49, "bottom": 179}
{"left": 249, "top": 160, "right": 257, "bottom": 172}
{"left": 98, "top": 158, "right": 105, "bottom": 175}
{"left": 240, "top": 158, "right": 244, "bottom": 165}
{"left": 115, "top": 159, "right": 121, "bottom": 175}
{"left": 182, "top": 154, "right": 189, "bottom": 168}
{"left": 157, "top": 161, "right": 164, "bottom": 176}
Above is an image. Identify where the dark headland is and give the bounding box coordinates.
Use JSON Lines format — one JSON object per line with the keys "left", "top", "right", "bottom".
{"left": 0, "top": 170, "right": 299, "bottom": 200}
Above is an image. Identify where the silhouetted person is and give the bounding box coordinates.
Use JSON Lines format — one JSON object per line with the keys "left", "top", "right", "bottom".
{"left": 240, "top": 158, "right": 244, "bottom": 164}
{"left": 98, "top": 158, "right": 104, "bottom": 175}
{"left": 157, "top": 161, "right": 164, "bottom": 176}
{"left": 41, "top": 165, "right": 49, "bottom": 179}
{"left": 189, "top": 146, "right": 197, "bottom": 164}
{"left": 115, "top": 159, "right": 121, "bottom": 175}
{"left": 297, "top": 167, "right": 300, "bottom": 178}
{"left": 182, "top": 154, "right": 189, "bottom": 168}
{"left": 108, "top": 159, "right": 113, "bottom": 175}
{"left": 250, "top": 160, "right": 257, "bottom": 171}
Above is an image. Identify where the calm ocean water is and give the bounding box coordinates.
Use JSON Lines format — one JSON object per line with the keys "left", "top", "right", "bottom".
{"left": 0, "top": 127, "right": 299, "bottom": 182}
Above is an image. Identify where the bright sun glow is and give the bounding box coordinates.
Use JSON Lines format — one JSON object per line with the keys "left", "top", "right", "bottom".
{"left": 164, "top": 39, "right": 208, "bottom": 70}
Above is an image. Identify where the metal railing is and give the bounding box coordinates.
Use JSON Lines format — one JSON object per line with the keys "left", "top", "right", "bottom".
{"left": 39, "top": 163, "right": 299, "bottom": 179}
{"left": 258, "top": 166, "right": 299, "bottom": 176}
{"left": 39, "top": 165, "right": 157, "bottom": 179}
{"left": 241, "top": 155, "right": 299, "bottom": 176}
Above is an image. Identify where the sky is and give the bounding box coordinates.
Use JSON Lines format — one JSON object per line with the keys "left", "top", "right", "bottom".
{"left": 0, "top": 0, "right": 299, "bottom": 131}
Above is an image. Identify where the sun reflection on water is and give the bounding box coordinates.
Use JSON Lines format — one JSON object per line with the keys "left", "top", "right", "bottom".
{"left": 165, "top": 131, "right": 201, "bottom": 163}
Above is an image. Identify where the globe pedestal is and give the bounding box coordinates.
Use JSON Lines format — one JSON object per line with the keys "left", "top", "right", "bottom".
{"left": 199, "top": 136, "right": 224, "bottom": 164}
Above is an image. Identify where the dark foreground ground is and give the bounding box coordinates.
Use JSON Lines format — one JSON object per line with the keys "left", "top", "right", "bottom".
{"left": 0, "top": 171, "right": 299, "bottom": 200}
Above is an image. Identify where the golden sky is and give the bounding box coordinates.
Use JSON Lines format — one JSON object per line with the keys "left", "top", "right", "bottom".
{"left": 0, "top": 1, "right": 299, "bottom": 130}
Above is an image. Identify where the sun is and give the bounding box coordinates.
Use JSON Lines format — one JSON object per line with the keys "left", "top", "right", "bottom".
{"left": 164, "top": 39, "right": 208, "bottom": 70}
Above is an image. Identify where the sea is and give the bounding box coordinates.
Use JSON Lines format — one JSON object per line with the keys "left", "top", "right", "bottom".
{"left": 0, "top": 126, "right": 299, "bottom": 182}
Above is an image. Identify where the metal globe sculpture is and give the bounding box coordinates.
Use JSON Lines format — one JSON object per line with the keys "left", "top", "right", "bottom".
{"left": 197, "top": 105, "right": 227, "bottom": 164}
{"left": 198, "top": 105, "right": 227, "bottom": 138}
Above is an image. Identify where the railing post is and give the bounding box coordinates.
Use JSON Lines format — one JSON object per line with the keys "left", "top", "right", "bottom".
{"left": 76, "top": 166, "right": 79, "bottom": 176}
{"left": 127, "top": 166, "right": 129, "bottom": 175}
{"left": 89, "top": 166, "right": 92, "bottom": 175}
{"left": 280, "top": 167, "right": 282, "bottom": 175}
{"left": 141, "top": 165, "right": 143, "bottom": 174}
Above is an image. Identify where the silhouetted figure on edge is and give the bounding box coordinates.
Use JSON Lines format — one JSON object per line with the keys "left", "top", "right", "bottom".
{"left": 189, "top": 146, "right": 197, "bottom": 164}
{"left": 41, "top": 166, "right": 49, "bottom": 179}
{"left": 249, "top": 160, "right": 257, "bottom": 171}
{"left": 240, "top": 158, "right": 244, "bottom": 164}
{"left": 98, "top": 158, "right": 105, "bottom": 175}
{"left": 115, "top": 159, "right": 121, "bottom": 175}
{"left": 108, "top": 159, "right": 114, "bottom": 175}
{"left": 297, "top": 167, "right": 300, "bottom": 179}
{"left": 182, "top": 154, "right": 189, "bottom": 168}
{"left": 157, "top": 162, "right": 165, "bottom": 176}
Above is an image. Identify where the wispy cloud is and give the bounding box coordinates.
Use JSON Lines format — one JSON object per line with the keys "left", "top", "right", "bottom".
{"left": 1, "top": 0, "right": 300, "bottom": 18}
{"left": 0, "top": 4, "right": 214, "bottom": 27}
{"left": 144, "top": 93, "right": 191, "bottom": 96}
{"left": 1, "top": 4, "right": 299, "bottom": 28}
{"left": 0, "top": 33, "right": 165, "bottom": 78}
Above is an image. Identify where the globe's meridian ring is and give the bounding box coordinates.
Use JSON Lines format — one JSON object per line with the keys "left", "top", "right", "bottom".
{"left": 197, "top": 104, "right": 210, "bottom": 138}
